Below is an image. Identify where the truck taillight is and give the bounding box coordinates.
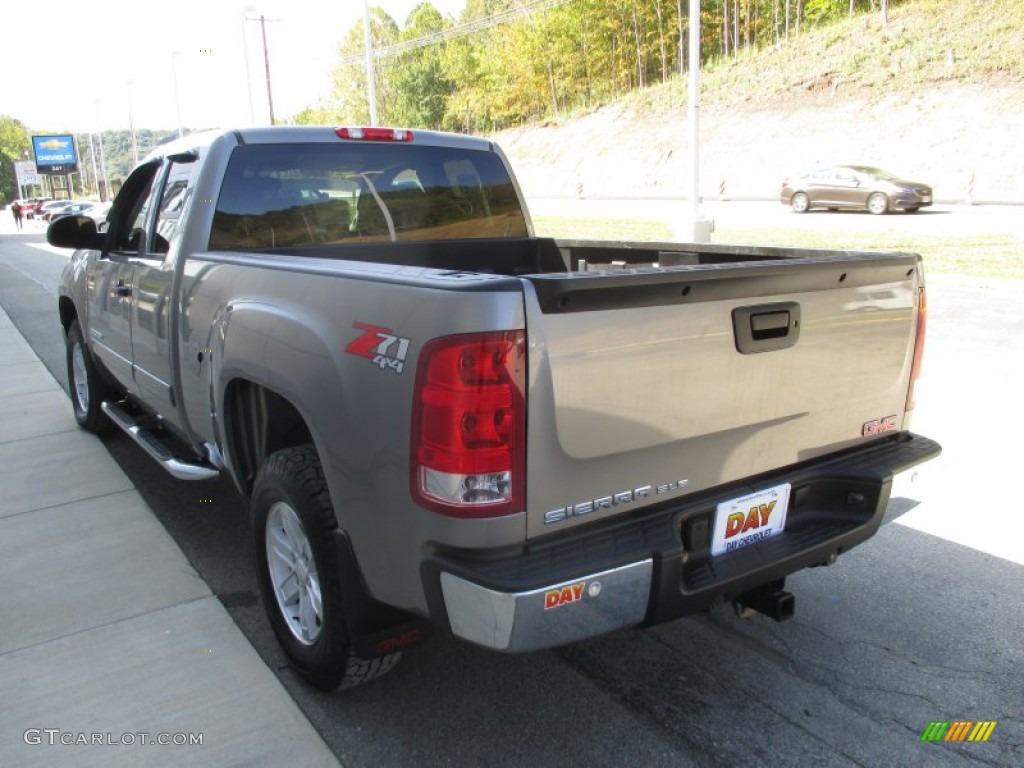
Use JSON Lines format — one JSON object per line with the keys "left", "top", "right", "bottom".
{"left": 906, "top": 286, "right": 927, "bottom": 410}
{"left": 411, "top": 331, "right": 526, "bottom": 517}
{"left": 335, "top": 126, "right": 414, "bottom": 142}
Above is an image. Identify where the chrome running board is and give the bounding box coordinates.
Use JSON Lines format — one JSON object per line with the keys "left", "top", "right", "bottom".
{"left": 101, "top": 401, "right": 220, "bottom": 481}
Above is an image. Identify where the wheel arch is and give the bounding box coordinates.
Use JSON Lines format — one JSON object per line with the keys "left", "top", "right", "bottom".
{"left": 222, "top": 378, "right": 315, "bottom": 496}
{"left": 58, "top": 296, "right": 78, "bottom": 334}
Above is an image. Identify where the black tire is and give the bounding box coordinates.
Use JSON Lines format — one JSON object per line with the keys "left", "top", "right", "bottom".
{"left": 251, "top": 444, "right": 401, "bottom": 692}
{"left": 867, "top": 192, "right": 889, "bottom": 215}
{"left": 65, "top": 318, "right": 114, "bottom": 433}
{"left": 790, "top": 192, "right": 810, "bottom": 213}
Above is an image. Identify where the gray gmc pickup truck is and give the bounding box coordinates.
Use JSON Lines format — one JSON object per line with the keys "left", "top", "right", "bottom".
{"left": 51, "top": 126, "right": 940, "bottom": 691}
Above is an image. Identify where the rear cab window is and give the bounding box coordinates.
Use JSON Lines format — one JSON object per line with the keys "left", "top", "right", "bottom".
{"left": 209, "top": 143, "right": 529, "bottom": 250}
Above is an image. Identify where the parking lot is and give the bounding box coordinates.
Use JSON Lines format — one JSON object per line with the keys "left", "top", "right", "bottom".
{"left": 0, "top": 202, "right": 1020, "bottom": 766}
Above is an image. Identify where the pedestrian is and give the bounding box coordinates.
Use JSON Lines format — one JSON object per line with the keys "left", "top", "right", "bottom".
{"left": 11, "top": 201, "right": 24, "bottom": 229}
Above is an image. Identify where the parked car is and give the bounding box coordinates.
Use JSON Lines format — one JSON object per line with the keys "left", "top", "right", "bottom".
{"left": 49, "top": 201, "right": 97, "bottom": 222}
{"left": 37, "top": 200, "right": 76, "bottom": 222}
{"left": 81, "top": 200, "right": 112, "bottom": 227}
{"left": 780, "top": 165, "right": 933, "bottom": 215}
{"left": 21, "top": 197, "right": 52, "bottom": 219}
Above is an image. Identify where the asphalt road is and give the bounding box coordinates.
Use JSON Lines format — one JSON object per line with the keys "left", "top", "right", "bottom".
{"left": 1, "top": 207, "right": 1020, "bottom": 767}
{"left": 528, "top": 198, "right": 1024, "bottom": 241}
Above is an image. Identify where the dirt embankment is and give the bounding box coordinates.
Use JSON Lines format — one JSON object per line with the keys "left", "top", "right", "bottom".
{"left": 496, "top": 82, "right": 1024, "bottom": 204}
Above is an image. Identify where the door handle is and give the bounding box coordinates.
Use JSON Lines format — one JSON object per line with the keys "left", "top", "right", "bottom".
{"left": 115, "top": 279, "right": 132, "bottom": 297}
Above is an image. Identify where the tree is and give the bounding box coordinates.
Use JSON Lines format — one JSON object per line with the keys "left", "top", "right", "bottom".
{"left": 392, "top": 4, "right": 454, "bottom": 128}
{"left": 0, "top": 115, "right": 32, "bottom": 202}
{"left": 326, "top": 7, "right": 400, "bottom": 125}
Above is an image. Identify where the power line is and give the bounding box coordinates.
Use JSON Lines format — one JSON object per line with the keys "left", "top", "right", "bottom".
{"left": 339, "top": 0, "right": 577, "bottom": 66}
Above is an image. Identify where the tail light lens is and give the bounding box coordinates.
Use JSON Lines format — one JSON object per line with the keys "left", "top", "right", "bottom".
{"left": 906, "top": 286, "right": 927, "bottom": 410}
{"left": 411, "top": 331, "right": 526, "bottom": 517}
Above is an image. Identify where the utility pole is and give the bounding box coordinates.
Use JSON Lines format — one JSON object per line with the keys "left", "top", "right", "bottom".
{"left": 245, "top": 13, "right": 278, "bottom": 125}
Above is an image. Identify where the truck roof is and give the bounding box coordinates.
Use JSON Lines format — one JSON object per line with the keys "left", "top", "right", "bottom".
{"left": 145, "top": 125, "right": 495, "bottom": 164}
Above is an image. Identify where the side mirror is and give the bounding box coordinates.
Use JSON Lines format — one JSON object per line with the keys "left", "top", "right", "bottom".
{"left": 47, "top": 215, "right": 105, "bottom": 251}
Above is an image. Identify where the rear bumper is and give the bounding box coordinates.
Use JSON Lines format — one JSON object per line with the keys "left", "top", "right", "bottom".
{"left": 423, "top": 432, "right": 941, "bottom": 652}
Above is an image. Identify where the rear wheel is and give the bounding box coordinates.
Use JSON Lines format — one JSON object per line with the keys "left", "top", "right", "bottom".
{"left": 790, "top": 192, "right": 810, "bottom": 213}
{"left": 868, "top": 193, "right": 889, "bottom": 215}
{"left": 252, "top": 445, "right": 401, "bottom": 691}
{"left": 65, "top": 319, "right": 113, "bottom": 433}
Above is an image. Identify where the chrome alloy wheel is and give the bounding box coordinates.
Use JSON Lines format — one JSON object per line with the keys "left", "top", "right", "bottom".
{"left": 71, "top": 341, "right": 90, "bottom": 414}
{"left": 266, "top": 501, "right": 323, "bottom": 645}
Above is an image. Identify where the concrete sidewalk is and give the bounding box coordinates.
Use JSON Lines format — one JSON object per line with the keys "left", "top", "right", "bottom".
{"left": 0, "top": 304, "right": 339, "bottom": 766}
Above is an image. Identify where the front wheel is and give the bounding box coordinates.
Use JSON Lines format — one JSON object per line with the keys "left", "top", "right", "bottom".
{"left": 65, "top": 319, "right": 113, "bottom": 433}
{"left": 867, "top": 193, "right": 889, "bottom": 215}
{"left": 790, "top": 192, "right": 810, "bottom": 213}
{"left": 252, "top": 445, "right": 401, "bottom": 691}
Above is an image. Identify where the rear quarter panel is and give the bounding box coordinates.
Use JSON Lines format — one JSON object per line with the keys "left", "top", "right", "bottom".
{"left": 177, "top": 254, "right": 528, "bottom": 613}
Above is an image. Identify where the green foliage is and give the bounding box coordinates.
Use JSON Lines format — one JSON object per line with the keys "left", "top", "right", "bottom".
{"left": 328, "top": 7, "right": 401, "bottom": 125}
{"left": 302, "top": 0, "right": 1023, "bottom": 134}
{"left": 0, "top": 115, "right": 32, "bottom": 201}
{"left": 392, "top": 4, "right": 454, "bottom": 127}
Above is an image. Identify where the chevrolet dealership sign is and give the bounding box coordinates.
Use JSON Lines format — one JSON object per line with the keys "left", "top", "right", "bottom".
{"left": 32, "top": 134, "right": 79, "bottom": 174}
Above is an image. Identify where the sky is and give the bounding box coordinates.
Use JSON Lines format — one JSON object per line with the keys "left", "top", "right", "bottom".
{"left": 2, "top": 0, "right": 467, "bottom": 134}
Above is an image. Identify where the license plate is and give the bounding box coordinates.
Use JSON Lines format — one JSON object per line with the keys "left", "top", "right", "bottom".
{"left": 710, "top": 483, "right": 791, "bottom": 556}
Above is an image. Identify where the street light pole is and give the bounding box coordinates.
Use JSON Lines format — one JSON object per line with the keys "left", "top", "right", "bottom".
{"left": 87, "top": 132, "right": 100, "bottom": 198}
{"left": 127, "top": 80, "right": 140, "bottom": 165}
{"left": 362, "top": 0, "right": 378, "bottom": 126}
{"left": 685, "top": 0, "right": 712, "bottom": 242}
{"left": 241, "top": 6, "right": 256, "bottom": 125}
{"left": 92, "top": 104, "right": 111, "bottom": 202}
{"left": 172, "top": 51, "right": 184, "bottom": 138}
{"left": 688, "top": 0, "right": 700, "bottom": 225}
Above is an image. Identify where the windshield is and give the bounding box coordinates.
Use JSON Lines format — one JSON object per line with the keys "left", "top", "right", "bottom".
{"left": 210, "top": 142, "right": 529, "bottom": 250}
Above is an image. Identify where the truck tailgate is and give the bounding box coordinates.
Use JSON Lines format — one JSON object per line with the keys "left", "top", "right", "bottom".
{"left": 522, "top": 253, "right": 922, "bottom": 539}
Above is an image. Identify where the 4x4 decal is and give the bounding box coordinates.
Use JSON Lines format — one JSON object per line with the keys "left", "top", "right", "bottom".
{"left": 346, "top": 322, "right": 411, "bottom": 374}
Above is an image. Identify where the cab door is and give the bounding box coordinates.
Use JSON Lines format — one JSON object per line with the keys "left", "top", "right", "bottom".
{"left": 87, "top": 162, "right": 161, "bottom": 388}
{"left": 130, "top": 156, "right": 198, "bottom": 419}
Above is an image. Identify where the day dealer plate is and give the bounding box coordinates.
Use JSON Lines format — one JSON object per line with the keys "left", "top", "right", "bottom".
{"left": 710, "top": 483, "right": 791, "bottom": 557}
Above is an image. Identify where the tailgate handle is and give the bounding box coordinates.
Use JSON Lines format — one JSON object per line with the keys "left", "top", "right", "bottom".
{"left": 732, "top": 302, "right": 800, "bottom": 354}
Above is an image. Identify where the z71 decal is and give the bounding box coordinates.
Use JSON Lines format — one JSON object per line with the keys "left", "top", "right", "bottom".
{"left": 346, "top": 322, "right": 411, "bottom": 375}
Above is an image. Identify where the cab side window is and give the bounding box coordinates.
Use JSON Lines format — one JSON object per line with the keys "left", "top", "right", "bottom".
{"left": 108, "top": 161, "right": 162, "bottom": 255}
{"left": 151, "top": 160, "right": 197, "bottom": 255}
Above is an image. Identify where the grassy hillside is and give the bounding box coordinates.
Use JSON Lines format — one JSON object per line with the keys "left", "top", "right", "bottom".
{"left": 699, "top": 0, "right": 1024, "bottom": 105}
{"left": 498, "top": 0, "right": 1024, "bottom": 203}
